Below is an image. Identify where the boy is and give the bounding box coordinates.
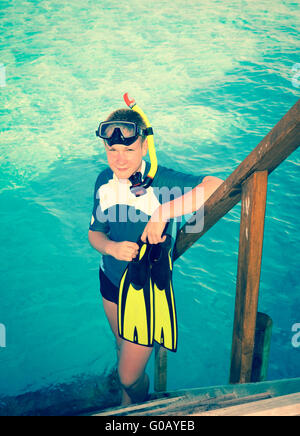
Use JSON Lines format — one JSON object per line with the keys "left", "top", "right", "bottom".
{"left": 88, "top": 105, "right": 223, "bottom": 405}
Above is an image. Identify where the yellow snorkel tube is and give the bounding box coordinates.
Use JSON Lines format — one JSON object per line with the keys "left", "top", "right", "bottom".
{"left": 123, "top": 93, "right": 158, "bottom": 196}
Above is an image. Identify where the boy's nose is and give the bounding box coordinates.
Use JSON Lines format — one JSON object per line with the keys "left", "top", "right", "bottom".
{"left": 116, "top": 153, "right": 127, "bottom": 164}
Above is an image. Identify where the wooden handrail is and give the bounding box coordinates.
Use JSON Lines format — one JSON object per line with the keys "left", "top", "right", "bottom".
{"left": 173, "top": 98, "right": 300, "bottom": 260}
{"left": 154, "top": 99, "right": 300, "bottom": 392}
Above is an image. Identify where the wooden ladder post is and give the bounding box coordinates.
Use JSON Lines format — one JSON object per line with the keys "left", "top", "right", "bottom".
{"left": 230, "top": 170, "right": 268, "bottom": 384}
{"left": 251, "top": 312, "right": 273, "bottom": 382}
{"left": 154, "top": 344, "right": 167, "bottom": 393}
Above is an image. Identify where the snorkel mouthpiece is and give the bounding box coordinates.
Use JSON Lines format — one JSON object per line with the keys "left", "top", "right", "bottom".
{"left": 123, "top": 93, "right": 158, "bottom": 197}
{"left": 129, "top": 172, "right": 148, "bottom": 197}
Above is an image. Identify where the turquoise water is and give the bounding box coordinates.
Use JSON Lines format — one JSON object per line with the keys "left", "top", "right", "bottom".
{"left": 0, "top": 0, "right": 299, "bottom": 403}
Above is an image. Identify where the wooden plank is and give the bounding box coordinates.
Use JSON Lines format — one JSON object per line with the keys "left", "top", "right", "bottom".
{"left": 174, "top": 99, "right": 300, "bottom": 261}
{"left": 154, "top": 344, "right": 167, "bottom": 392}
{"left": 131, "top": 393, "right": 272, "bottom": 416}
{"left": 86, "top": 378, "right": 300, "bottom": 416}
{"left": 194, "top": 393, "right": 300, "bottom": 416}
{"left": 94, "top": 392, "right": 272, "bottom": 416}
{"left": 230, "top": 171, "right": 268, "bottom": 384}
{"left": 93, "top": 394, "right": 185, "bottom": 416}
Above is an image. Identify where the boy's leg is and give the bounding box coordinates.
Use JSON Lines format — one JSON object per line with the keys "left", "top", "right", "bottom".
{"left": 118, "top": 340, "right": 153, "bottom": 404}
{"left": 102, "top": 297, "right": 153, "bottom": 405}
{"left": 102, "top": 297, "right": 122, "bottom": 358}
{"left": 102, "top": 298, "right": 131, "bottom": 404}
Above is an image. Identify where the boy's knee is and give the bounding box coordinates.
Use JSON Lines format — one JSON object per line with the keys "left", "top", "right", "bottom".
{"left": 118, "top": 367, "right": 138, "bottom": 390}
{"left": 118, "top": 369, "right": 149, "bottom": 403}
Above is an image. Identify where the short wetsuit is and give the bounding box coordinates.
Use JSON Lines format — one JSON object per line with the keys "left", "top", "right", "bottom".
{"left": 99, "top": 268, "right": 119, "bottom": 304}
{"left": 89, "top": 160, "right": 206, "bottom": 304}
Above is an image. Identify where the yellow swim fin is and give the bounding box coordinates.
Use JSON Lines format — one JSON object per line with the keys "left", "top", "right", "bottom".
{"left": 118, "top": 235, "right": 178, "bottom": 352}
{"left": 118, "top": 239, "right": 154, "bottom": 347}
{"left": 150, "top": 235, "right": 178, "bottom": 352}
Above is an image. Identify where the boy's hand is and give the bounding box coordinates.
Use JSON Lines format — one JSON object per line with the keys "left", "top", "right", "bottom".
{"left": 109, "top": 241, "right": 139, "bottom": 262}
{"left": 141, "top": 206, "right": 167, "bottom": 245}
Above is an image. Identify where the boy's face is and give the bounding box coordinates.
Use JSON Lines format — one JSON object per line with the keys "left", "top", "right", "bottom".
{"left": 104, "top": 137, "right": 148, "bottom": 180}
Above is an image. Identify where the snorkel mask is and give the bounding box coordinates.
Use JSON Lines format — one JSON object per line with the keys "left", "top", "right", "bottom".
{"left": 96, "top": 121, "right": 149, "bottom": 147}
{"left": 96, "top": 93, "right": 158, "bottom": 197}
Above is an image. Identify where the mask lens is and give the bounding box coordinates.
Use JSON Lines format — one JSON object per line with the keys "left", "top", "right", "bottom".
{"left": 100, "top": 122, "right": 137, "bottom": 139}
{"left": 120, "top": 123, "right": 136, "bottom": 138}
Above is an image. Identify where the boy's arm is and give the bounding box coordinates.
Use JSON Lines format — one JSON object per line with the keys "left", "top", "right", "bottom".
{"left": 88, "top": 230, "right": 116, "bottom": 256}
{"left": 88, "top": 230, "right": 113, "bottom": 255}
{"left": 161, "top": 176, "right": 224, "bottom": 220}
{"left": 141, "top": 176, "right": 224, "bottom": 244}
{"left": 88, "top": 230, "right": 139, "bottom": 262}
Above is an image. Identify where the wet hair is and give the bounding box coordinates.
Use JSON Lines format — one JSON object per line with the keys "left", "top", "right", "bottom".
{"left": 105, "top": 108, "right": 147, "bottom": 143}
